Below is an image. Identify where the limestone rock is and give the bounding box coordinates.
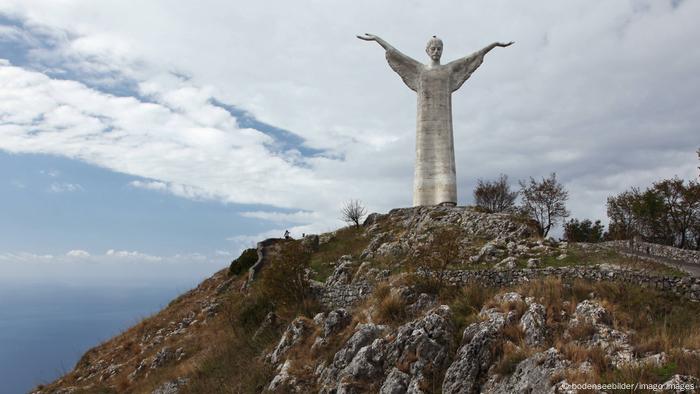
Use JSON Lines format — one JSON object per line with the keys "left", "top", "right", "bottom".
{"left": 571, "top": 300, "right": 611, "bottom": 326}
{"left": 150, "top": 347, "right": 174, "bottom": 369}
{"left": 442, "top": 308, "right": 505, "bottom": 393}
{"left": 268, "top": 360, "right": 304, "bottom": 393}
{"left": 482, "top": 348, "right": 569, "bottom": 394}
{"left": 326, "top": 259, "right": 355, "bottom": 286}
{"left": 662, "top": 374, "right": 700, "bottom": 393}
{"left": 323, "top": 308, "right": 352, "bottom": 337}
{"left": 526, "top": 258, "right": 540, "bottom": 268}
{"left": 496, "top": 292, "right": 523, "bottom": 304}
{"left": 384, "top": 305, "right": 454, "bottom": 390}
{"left": 494, "top": 256, "right": 516, "bottom": 270}
{"left": 318, "top": 323, "right": 387, "bottom": 391}
{"left": 151, "top": 378, "right": 188, "bottom": 394}
{"left": 406, "top": 292, "right": 438, "bottom": 316}
{"left": 268, "top": 317, "right": 313, "bottom": 365}
{"left": 520, "top": 302, "right": 547, "bottom": 347}
{"left": 379, "top": 368, "right": 411, "bottom": 394}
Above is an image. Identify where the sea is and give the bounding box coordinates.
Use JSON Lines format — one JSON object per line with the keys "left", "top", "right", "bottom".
{"left": 0, "top": 279, "right": 206, "bottom": 394}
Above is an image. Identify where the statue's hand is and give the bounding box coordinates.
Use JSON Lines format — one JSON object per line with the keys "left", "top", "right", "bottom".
{"left": 497, "top": 41, "right": 514, "bottom": 47}
{"left": 357, "top": 33, "right": 377, "bottom": 41}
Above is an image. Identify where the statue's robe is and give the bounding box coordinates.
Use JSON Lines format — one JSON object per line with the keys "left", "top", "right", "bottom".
{"left": 385, "top": 48, "right": 487, "bottom": 206}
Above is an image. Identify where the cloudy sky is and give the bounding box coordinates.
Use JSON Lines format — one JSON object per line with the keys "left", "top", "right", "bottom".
{"left": 1, "top": 1, "right": 698, "bottom": 282}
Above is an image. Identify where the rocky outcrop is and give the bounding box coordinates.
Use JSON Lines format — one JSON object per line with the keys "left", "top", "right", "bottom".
{"left": 481, "top": 348, "right": 569, "bottom": 394}
{"left": 360, "top": 206, "right": 536, "bottom": 262}
{"left": 38, "top": 206, "right": 700, "bottom": 394}
{"left": 442, "top": 308, "right": 506, "bottom": 393}
{"left": 520, "top": 301, "right": 546, "bottom": 347}
{"left": 267, "top": 317, "right": 314, "bottom": 365}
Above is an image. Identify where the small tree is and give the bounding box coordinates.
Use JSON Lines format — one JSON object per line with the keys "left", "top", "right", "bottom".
{"left": 258, "top": 240, "right": 313, "bottom": 316}
{"left": 519, "top": 173, "right": 570, "bottom": 238}
{"left": 341, "top": 199, "right": 367, "bottom": 227}
{"left": 606, "top": 189, "right": 639, "bottom": 240}
{"left": 473, "top": 174, "right": 519, "bottom": 213}
{"left": 409, "top": 225, "right": 462, "bottom": 293}
{"left": 607, "top": 178, "right": 700, "bottom": 249}
{"left": 563, "top": 218, "right": 605, "bottom": 243}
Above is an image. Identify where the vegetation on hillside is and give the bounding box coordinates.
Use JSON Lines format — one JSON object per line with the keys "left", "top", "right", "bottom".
{"left": 607, "top": 177, "right": 700, "bottom": 250}
{"left": 34, "top": 204, "right": 700, "bottom": 394}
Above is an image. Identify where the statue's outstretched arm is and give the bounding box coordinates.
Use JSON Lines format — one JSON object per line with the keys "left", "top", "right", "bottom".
{"left": 356, "top": 33, "right": 396, "bottom": 51}
{"left": 447, "top": 42, "right": 513, "bottom": 92}
{"left": 479, "top": 41, "right": 514, "bottom": 56}
{"left": 357, "top": 33, "right": 421, "bottom": 92}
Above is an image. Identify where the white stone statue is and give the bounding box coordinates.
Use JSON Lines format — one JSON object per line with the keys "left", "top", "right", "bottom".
{"left": 357, "top": 34, "right": 513, "bottom": 206}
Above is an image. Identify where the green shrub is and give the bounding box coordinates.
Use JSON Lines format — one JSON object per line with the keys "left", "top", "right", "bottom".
{"left": 228, "top": 248, "right": 258, "bottom": 276}
{"left": 258, "top": 240, "right": 318, "bottom": 318}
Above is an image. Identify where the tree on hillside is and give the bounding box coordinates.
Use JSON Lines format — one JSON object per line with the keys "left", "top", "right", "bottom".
{"left": 563, "top": 218, "right": 605, "bottom": 243}
{"left": 409, "top": 225, "right": 462, "bottom": 292}
{"left": 259, "top": 240, "right": 313, "bottom": 315}
{"left": 341, "top": 199, "right": 367, "bottom": 227}
{"left": 606, "top": 189, "right": 639, "bottom": 240}
{"left": 519, "top": 173, "right": 570, "bottom": 238}
{"left": 607, "top": 177, "right": 700, "bottom": 250}
{"left": 473, "top": 174, "right": 519, "bottom": 213}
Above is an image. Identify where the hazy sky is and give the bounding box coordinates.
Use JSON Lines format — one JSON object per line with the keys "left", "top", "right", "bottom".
{"left": 1, "top": 1, "right": 698, "bottom": 281}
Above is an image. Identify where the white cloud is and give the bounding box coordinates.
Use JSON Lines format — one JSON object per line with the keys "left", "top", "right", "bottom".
{"left": 0, "top": 248, "right": 226, "bottom": 286}
{"left": 0, "top": 248, "right": 221, "bottom": 265}
{"left": 66, "top": 249, "right": 90, "bottom": 257}
{"left": 49, "top": 182, "right": 83, "bottom": 192}
{"left": 128, "top": 180, "right": 216, "bottom": 201}
{"left": 105, "top": 249, "right": 162, "bottom": 262}
{"left": 0, "top": 252, "right": 54, "bottom": 261}
{"left": 0, "top": 0, "right": 698, "bottom": 235}
{"left": 239, "top": 210, "right": 321, "bottom": 224}
{"left": 39, "top": 169, "right": 60, "bottom": 177}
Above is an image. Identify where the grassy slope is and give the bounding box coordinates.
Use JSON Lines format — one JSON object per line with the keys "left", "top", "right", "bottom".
{"left": 40, "top": 217, "right": 699, "bottom": 393}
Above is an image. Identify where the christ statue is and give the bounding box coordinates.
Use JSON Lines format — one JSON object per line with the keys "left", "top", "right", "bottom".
{"left": 357, "top": 34, "right": 513, "bottom": 206}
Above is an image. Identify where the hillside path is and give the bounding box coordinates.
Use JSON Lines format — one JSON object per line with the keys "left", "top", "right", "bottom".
{"left": 617, "top": 247, "right": 700, "bottom": 277}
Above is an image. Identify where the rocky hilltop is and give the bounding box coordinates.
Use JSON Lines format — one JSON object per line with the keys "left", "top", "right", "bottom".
{"left": 35, "top": 206, "right": 700, "bottom": 393}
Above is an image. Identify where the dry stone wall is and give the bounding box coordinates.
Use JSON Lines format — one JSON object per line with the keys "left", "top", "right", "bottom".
{"left": 315, "top": 266, "right": 700, "bottom": 309}
{"left": 602, "top": 240, "right": 700, "bottom": 266}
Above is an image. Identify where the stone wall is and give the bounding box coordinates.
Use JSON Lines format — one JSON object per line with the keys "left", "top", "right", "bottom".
{"left": 313, "top": 281, "right": 373, "bottom": 310}
{"left": 602, "top": 240, "right": 700, "bottom": 266}
{"left": 314, "top": 266, "right": 700, "bottom": 309}
{"left": 442, "top": 266, "right": 700, "bottom": 302}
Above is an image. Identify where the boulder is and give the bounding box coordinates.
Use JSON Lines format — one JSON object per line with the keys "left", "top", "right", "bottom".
{"left": 494, "top": 256, "right": 517, "bottom": 270}
{"left": 520, "top": 302, "right": 547, "bottom": 347}
{"left": 442, "top": 308, "right": 506, "bottom": 393}
{"left": 482, "top": 348, "right": 569, "bottom": 394}
{"left": 267, "top": 317, "right": 313, "bottom": 365}
{"left": 379, "top": 368, "right": 410, "bottom": 394}
{"left": 526, "top": 258, "right": 540, "bottom": 268}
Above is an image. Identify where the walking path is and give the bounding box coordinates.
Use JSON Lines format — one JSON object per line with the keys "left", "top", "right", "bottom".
{"left": 616, "top": 246, "right": 700, "bottom": 277}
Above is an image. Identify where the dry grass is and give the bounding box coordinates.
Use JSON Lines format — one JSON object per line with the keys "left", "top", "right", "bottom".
{"left": 309, "top": 226, "right": 370, "bottom": 282}
{"left": 493, "top": 345, "right": 531, "bottom": 377}
{"left": 600, "top": 351, "right": 700, "bottom": 388}
{"left": 567, "top": 321, "right": 597, "bottom": 341}
{"left": 366, "top": 282, "right": 409, "bottom": 326}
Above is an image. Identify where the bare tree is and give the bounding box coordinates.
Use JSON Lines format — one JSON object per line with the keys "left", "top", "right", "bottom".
{"left": 341, "top": 199, "right": 367, "bottom": 227}
{"left": 519, "top": 173, "right": 570, "bottom": 238}
{"left": 410, "top": 225, "right": 462, "bottom": 291}
{"left": 473, "top": 174, "right": 519, "bottom": 213}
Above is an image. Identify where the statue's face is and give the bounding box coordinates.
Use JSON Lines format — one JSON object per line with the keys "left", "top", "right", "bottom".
{"left": 426, "top": 42, "right": 443, "bottom": 62}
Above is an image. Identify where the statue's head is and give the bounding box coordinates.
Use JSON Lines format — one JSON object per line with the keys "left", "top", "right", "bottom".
{"left": 425, "top": 36, "right": 443, "bottom": 62}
